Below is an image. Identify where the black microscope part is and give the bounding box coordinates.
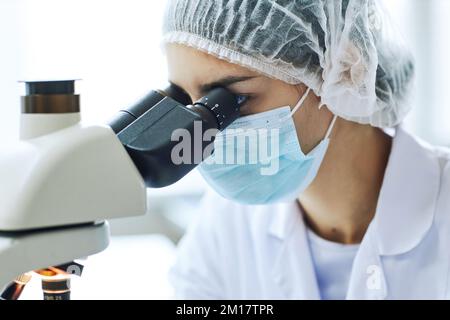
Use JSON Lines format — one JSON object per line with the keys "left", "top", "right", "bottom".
{"left": 25, "top": 80, "right": 75, "bottom": 95}
{"left": 109, "top": 90, "right": 166, "bottom": 134}
{"left": 163, "top": 83, "right": 192, "bottom": 106}
{"left": 109, "top": 82, "right": 190, "bottom": 135}
{"left": 0, "top": 282, "right": 26, "bottom": 300}
{"left": 194, "top": 88, "right": 245, "bottom": 130}
{"left": 54, "top": 261, "right": 84, "bottom": 276}
{"left": 42, "top": 278, "right": 71, "bottom": 300}
{"left": 110, "top": 85, "right": 244, "bottom": 188}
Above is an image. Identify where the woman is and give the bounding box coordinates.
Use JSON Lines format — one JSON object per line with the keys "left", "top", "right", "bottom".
{"left": 162, "top": 0, "right": 450, "bottom": 299}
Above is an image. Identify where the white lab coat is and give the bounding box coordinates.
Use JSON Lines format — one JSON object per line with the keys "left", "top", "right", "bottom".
{"left": 170, "top": 126, "right": 450, "bottom": 299}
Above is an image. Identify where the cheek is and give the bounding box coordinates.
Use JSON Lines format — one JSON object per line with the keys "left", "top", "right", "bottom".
{"left": 291, "top": 95, "right": 331, "bottom": 154}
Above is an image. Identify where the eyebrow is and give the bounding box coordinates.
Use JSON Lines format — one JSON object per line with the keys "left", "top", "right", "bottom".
{"left": 198, "top": 76, "right": 257, "bottom": 95}
{"left": 169, "top": 76, "right": 257, "bottom": 97}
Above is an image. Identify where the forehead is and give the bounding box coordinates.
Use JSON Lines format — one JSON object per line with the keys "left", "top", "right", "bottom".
{"left": 165, "top": 43, "right": 256, "bottom": 91}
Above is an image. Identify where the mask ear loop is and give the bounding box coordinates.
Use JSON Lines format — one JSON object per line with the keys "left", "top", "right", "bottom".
{"left": 319, "top": 101, "right": 338, "bottom": 140}
{"left": 324, "top": 114, "right": 338, "bottom": 140}
{"left": 284, "top": 88, "right": 337, "bottom": 140}
{"left": 290, "top": 87, "right": 311, "bottom": 117}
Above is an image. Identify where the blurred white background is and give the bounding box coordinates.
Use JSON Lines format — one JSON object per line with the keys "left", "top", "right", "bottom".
{"left": 0, "top": 0, "right": 207, "bottom": 237}
{"left": 0, "top": 0, "right": 449, "bottom": 299}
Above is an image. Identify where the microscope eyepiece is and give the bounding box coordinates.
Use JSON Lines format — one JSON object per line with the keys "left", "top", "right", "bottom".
{"left": 193, "top": 87, "right": 245, "bottom": 130}
{"left": 109, "top": 85, "right": 245, "bottom": 188}
{"left": 25, "top": 80, "right": 75, "bottom": 95}
{"left": 20, "top": 80, "right": 80, "bottom": 114}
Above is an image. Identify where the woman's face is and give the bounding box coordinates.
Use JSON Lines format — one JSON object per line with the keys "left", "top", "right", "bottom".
{"left": 165, "top": 43, "right": 333, "bottom": 154}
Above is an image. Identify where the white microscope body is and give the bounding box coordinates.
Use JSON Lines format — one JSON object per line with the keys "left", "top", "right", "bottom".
{"left": 0, "top": 81, "right": 147, "bottom": 292}
{"left": 0, "top": 79, "right": 242, "bottom": 297}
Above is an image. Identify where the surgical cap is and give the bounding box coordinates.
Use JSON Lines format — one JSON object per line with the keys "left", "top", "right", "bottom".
{"left": 162, "top": 0, "right": 415, "bottom": 128}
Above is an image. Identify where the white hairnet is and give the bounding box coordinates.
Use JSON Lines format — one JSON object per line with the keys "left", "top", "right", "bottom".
{"left": 162, "top": 0, "right": 415, "bottom": 128}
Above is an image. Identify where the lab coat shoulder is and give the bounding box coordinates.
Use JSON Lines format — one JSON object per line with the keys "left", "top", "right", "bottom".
{"left": 433, "top": 143, "right": 450, "bottom": 229}
{"left": 426, "top": 140, "right": 450, "bottom": 298}
{"left": 169, "top": 190, "right": 275, "bottom": 299}
{"left": 393, "top": 131, "right": 450, "bottom": 241}
{"left": 423, "top": 139, "right": 450, "bottom": 222}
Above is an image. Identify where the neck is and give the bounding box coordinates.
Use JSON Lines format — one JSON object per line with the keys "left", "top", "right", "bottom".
{"left": 299, "top": 119, "right": 392, "bottom": 244}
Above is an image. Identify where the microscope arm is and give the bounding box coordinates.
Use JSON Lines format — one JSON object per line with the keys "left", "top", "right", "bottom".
{"left": 0, "top": 222, "right": 109, "bottom": 292}
{"left": 0, "top": 123, "right": 147, "bottom": 231}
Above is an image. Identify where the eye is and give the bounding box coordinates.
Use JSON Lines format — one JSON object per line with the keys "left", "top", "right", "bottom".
{"left": 237, "top": 94, "right": 253, "bottom": 104}
{"left": 237, "top": 94, "right": 248, "bottom": 105}
{"left": 235, "top": 95, "right": 254, "bottom": 116}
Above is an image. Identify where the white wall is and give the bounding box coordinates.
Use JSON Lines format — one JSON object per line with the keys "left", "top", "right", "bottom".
{"left": 17, "top": 0, "right": 169, "bottom": 123}
{"left": 0, "top": 1, "right": 23, "bottom": 142}
{"left": 386, "top": 0, "right": 450, "bottom": 145}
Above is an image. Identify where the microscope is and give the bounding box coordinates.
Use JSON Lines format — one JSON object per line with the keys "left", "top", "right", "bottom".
{"left": 0, "top": 80, "right": 244, "bottom": 300}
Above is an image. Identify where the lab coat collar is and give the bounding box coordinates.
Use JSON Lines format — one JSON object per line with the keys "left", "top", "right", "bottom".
{"left": 269, "top": 201, "right": 321, "bottom": 299}
{"left": 373, "top": 126, "right": 440, "bottom": 256}
{"left": 267, "top": 201, "right": 296, "bottom": 240}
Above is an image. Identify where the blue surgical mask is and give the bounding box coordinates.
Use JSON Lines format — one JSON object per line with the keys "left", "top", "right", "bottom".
{"left": 198, "top": 88, "right": 337, "bottom": 205}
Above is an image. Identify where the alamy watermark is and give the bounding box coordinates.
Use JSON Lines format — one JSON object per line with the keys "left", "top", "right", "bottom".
{"left": 170, "top": 121, "right": 281, "bottom": 176}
